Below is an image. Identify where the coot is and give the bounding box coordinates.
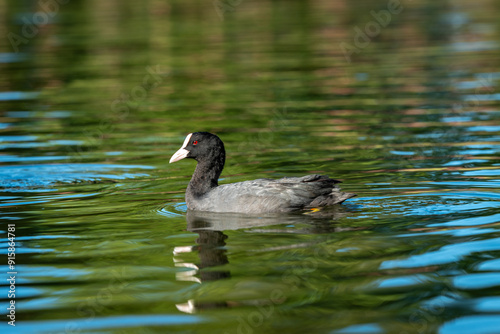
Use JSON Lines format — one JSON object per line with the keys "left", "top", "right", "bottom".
{"left": 170, "top": 132, "right": 356, "bottom": 214}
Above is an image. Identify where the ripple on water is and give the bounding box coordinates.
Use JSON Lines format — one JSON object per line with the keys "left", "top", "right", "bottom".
{"left": 334, "top": 323, "right": 384, "bottom": 334}
{"left": 6, "top": 315, "right": 205, "bottom": 334}
{"left": 349, "top": 191, "right": 500, "bottom": 218}
{"left": 0, "top": 91, "right": 39, "bottom": 101}
{"left": 157, "top": 203, "right": 187, "bottom": 217}
{"left": 472, "top": 296, "right": 500, "bottom": 312}
{"left": 0, "top": 163, "right": 154, "bottom": 192}
{"left": 452, "top": 272, "right": 500, "bottom": 290}
{"left": 380, "top": 237, "right": 500, "bottom": 269}
{"left": 440, "top": 315, "right": 500, "bottom": 334}
{"left": 475, "top": 258, "right": 500, "bottom": 271}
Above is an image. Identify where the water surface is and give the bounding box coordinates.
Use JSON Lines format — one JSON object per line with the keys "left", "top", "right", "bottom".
{"left": 1, "top": 0, "right": 500, "bottom": 333}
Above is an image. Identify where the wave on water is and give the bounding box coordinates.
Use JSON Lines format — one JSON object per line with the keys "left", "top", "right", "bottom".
{"left": 0, "top": 163, "right": 154, "bottom": 192}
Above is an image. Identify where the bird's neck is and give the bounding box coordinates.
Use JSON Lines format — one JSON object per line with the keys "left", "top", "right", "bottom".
{"left": 187, "top": 153, "right": 225, "bottom": 198}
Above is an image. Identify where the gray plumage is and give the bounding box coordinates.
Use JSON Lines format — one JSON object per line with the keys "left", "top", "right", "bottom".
{"left": 187, "top": 175, "right": 354, "bottom": 213}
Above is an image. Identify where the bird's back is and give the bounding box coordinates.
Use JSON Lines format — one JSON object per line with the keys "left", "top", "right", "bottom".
{"left": 186, "top": 174, "right": 356, "bottom": 214}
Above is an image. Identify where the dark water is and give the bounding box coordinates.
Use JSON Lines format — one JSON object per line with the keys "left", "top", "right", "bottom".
{"left": 2, "top": 0, "right": 500, "bottom": 333}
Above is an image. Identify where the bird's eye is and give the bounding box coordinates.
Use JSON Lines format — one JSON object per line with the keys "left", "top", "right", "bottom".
{"left": 193, "top": 140, "right": 198, "bottom": 145}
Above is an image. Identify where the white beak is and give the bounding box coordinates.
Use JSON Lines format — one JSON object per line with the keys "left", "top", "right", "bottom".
{"left": 169, "top": 133, "right": 192, "bottom": 163}
{"left": 169, "top": 148, "right": 189, "bottom": 163}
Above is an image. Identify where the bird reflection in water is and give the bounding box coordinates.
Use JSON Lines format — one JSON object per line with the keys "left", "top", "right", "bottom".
{"left": 174, "top": 211, "right": 232, "bottom": 313}
{"left": 174, "top": 208, "right": 356, "bottom": 313}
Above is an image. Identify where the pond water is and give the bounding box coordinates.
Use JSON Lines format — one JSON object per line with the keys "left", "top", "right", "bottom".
{"left": 1, "top": 0, "right": 500, "bottom": 333}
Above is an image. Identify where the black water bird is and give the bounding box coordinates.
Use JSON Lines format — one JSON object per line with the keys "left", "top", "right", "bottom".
{"left": 170, "top": 132, "right": 356, "bottom": 214}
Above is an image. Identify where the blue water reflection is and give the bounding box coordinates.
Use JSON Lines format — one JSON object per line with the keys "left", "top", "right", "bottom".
{"left": 0, "top": 91, "right": 39, "bottom": 101}
{"left": 0, "top": 164, "right": 153, "bottom": 191}
{"left": 381, "top": 237, "right": 500, "bottom": 269}
{"left": 440, "top": 316, "right": 500, "bottom": 334}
